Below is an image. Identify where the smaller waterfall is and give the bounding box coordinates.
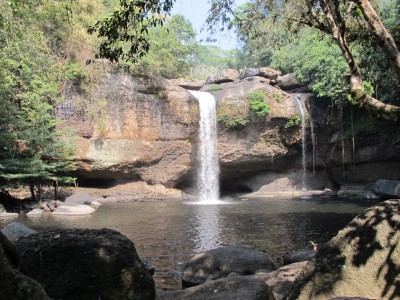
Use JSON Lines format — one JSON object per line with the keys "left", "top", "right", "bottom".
{"left": 295, "top": 95, "right": 306, "bottom": 189}
{"left": 189, "top": 90, "right": 220, "bottom": 202}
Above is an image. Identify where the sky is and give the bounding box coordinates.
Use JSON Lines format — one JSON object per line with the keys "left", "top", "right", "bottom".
{"left": 170, "top": 0, "right": 248, "bottom": 50}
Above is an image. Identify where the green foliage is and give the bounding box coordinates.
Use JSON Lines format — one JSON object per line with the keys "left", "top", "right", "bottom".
{"left": 207, "top": 85, "right": 224, "bottom": 92}
{"left": 0, "top": 0, "right": 78, "bottom": 200}
{"left": 88, "top": 0, "right": 175, "bottom": 64}
{"left": 218, "top": 115, "right": 249, "bottom": 129}
{"left": 247, "top": 91, "right": 270, "bottom": 116}
{"left": 274, "top": 92, "right": 283, "bottom": 102}
{"left": 285, "top": 114, "right": 302, "bottom": 128}
{"left": 134, "top": 14, "right": 198, "bottom": 78}
{"left": 64, "top": 62, "right": 88, "bottom": 85}
{"left": 271, "top": 29, "right": 349, "bottom": 105}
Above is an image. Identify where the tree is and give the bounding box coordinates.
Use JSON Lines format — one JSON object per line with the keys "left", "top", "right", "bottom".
{"left": 135, "top": 14, "right": 199, "bottom": 78}
{"left": 88, "top": 0, "right": 175, "bottom": 63}
{"left": 0, "top": 0, "right": 76, "bottom": 201}
{"left": 206, "top": 0, "right": 400, "bottom": 121}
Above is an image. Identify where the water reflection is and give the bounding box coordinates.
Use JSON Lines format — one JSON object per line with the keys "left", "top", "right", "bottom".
{"left": 192, "top": 205, "right": 221, "bottom": 253}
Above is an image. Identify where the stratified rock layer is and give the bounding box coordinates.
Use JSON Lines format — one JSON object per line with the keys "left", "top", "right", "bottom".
{"left": 59, "top": 72, "right": 198, "bottom": 188}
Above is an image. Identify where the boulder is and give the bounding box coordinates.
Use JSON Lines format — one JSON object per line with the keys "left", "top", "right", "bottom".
{"left": 206, "top": 69, "right": 239, "bottom": 84}
{"left": 157, "top": 276, "right": 275, "bottom": 300}
{"left": 169, "top": 78, "right": 205, "bottom": 90}
{"left": 371, "top": 179, "right": 400, "bottom": 198}
{"left": 15, "top": 228, "right": 155, "bottom": 300}
{"left": 0, "top": 203, "right": 6, "bottom": 213}
{"left": 26, "top": 209, "right": 44, "bottom": 216}
{"left": 283, "top": 249, "right": 316, "bottom": 265}
{"left": 255, "top": 261, "right": 307, "bottom": 300}
{"left": 239, "top": 67, "right": 281, "bottom": 80}
{"left": 1, "top": 222, "right": 37, "bottom": 243}
{"left": 64, "top": 192, "right": 96, "bottom": 205}
{"left": 288, "top": 199, "right": 400, "bottom": 300}
{"left": 52, "top": 204, "right": 96, "bottom": 215}
{"left": 0, "top": 235, "right": 51, "bottom": 300}
{"left": 337, "top": 184, "right": 381, "bottom": 200}
{"left": 277, "top": 73, "right": 302, "bottom": 91}
{"left": 182, "top": 245, "right": 277, "bottom": 287}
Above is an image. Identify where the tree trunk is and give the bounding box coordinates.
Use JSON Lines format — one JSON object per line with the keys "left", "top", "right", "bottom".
{"left": 315, "top": 0, "right": 400, "bottom": 122}
{"left": 53, "top": 180, "right": 59, "bottom": 200}
{"left": 352, "top": 0, "right": 400, "bottom": 79}
{"left": 29, "top": 184, "right": 36, "bottom": 202}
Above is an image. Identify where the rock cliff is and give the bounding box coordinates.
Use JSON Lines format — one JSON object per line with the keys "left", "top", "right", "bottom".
{"left": 59, "top": 72, "right": 199, "bottom": 188}
{"left": 60, "top": 69, "right": 305, "bottom": 194}
{"left": 59, "top": 67, "right": 400, "bottom": 196}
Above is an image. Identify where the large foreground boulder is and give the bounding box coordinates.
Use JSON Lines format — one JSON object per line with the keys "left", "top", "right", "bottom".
{"left": 16, "top": 228, "right": 155, "bottom": 300}
{"left": 158, "top": 276, "right": 275, "bottom": 300}
{"left": 288, "top": 199, "right": 400, "bottom": 300}
{"left": 0, "top": 232, "right": 50, "bottom": 300}
{"left": 182, "top": 245, "right": 277, "bottom": 287}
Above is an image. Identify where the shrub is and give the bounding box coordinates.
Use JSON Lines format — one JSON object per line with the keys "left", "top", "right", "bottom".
{"left": 285, "top": 114, "right": 302, "bottom": 128}
{"left": 207, "top": 85, "right": 223, "bottom": 92}
{"left": 247, "top": 91, "right": 270, "bottom": 116}
{"left": 218, "top": 114, "right": 249, "bottom": 129}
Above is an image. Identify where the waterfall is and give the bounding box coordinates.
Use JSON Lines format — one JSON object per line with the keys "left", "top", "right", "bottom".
{"left": 189, "top": 91, "right": 220, "bottom": 202}
{"left": 295, "top": 95, "right": 306, "bottom": 189}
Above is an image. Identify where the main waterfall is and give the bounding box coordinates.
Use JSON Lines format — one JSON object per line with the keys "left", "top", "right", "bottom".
{"left": 189, "top": 91, "right": 220, "bottom": 202}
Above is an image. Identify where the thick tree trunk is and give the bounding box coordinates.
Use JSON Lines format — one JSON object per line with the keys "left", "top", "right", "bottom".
{"left": 352, "top": 0, "right": 400, "bottom": 79}
{"left": 312, "top": 0, "right": 400, "bottom": 121}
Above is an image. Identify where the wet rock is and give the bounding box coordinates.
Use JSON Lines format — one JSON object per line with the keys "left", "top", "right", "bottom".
{"left": 64, "top": 192, "right": 96, "bottom": 205}
{"left": 255, "top": 261, "right": 307, "bottom": 300}
{"left": 26, "top": 209, "right": 44, "bottom": 216}
{"left": 1, "top": 222, "right": 37, "bottom": 243}
{"left": 0, "top": 212, "right": 19, "bottom": 218}
{"left": 182, "top": 245, "right": 277, "bottom": 287}
{"left": 0, "top": 203, "right": 6, "bottom": 213}
{"left": 157, "top": 276, "right": 275, "bottom": 300}
{"left": 206, "top": 68, "right": 239, "bottom": 84}
{"left": 16, "top": 228, "right": 155, "bottom": 300}
{"left": 141, "top": 257, "right": 155, "bottom": 276}
{"left": 283, "top": 249, "right": 316, "bottom": 265}
{"left": 0, "top": 235, "right": 51, "bottom": 300}
{"left": 288, "top": 199, "right": 400, "bottom": 300}
{"left": 371, "top": 179, "right": 400, "bottom": 198}
{"left": 337, "top": 184, "right": 381, "bottom": 200}
{"left": 52, "top": 204, "right": 95, "bottom": 215}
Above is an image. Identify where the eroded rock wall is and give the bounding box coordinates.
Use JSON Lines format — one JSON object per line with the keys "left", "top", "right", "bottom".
{"left": 59, "top": 72, "right": 199, "bottom": 188}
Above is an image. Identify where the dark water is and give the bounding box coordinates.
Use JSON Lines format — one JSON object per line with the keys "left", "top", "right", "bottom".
{"left": 0, "top": 197, "right": 373, "bottom": 290}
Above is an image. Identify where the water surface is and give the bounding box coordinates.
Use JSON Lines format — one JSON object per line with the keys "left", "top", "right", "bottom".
{"left": 0, "top": 197, "right": 373, "bottom": 290}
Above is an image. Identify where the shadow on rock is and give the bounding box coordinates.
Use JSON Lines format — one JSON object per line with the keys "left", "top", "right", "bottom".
{"left": 288, "top": 199, "right": 400, "bottom": 300}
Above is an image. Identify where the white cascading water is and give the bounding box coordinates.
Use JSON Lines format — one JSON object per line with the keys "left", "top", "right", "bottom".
{"left": 189, "top": 90, "right": 220, "bottom": 202}
{"left": 295, "top": 95, "right": 306, "bottom": 189}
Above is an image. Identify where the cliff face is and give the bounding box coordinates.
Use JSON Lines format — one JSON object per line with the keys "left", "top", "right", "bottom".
{"left": 308, "top": 96, "right": 400, "bottom": 186}
{"left": 60, "top": 68, "right": 400, "bottom": 195}
{"left": 60, "top": 70, "right": 305, "bottom": 192}
{"left": 58, "top": 72, "right": 199, "bottom": 188}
